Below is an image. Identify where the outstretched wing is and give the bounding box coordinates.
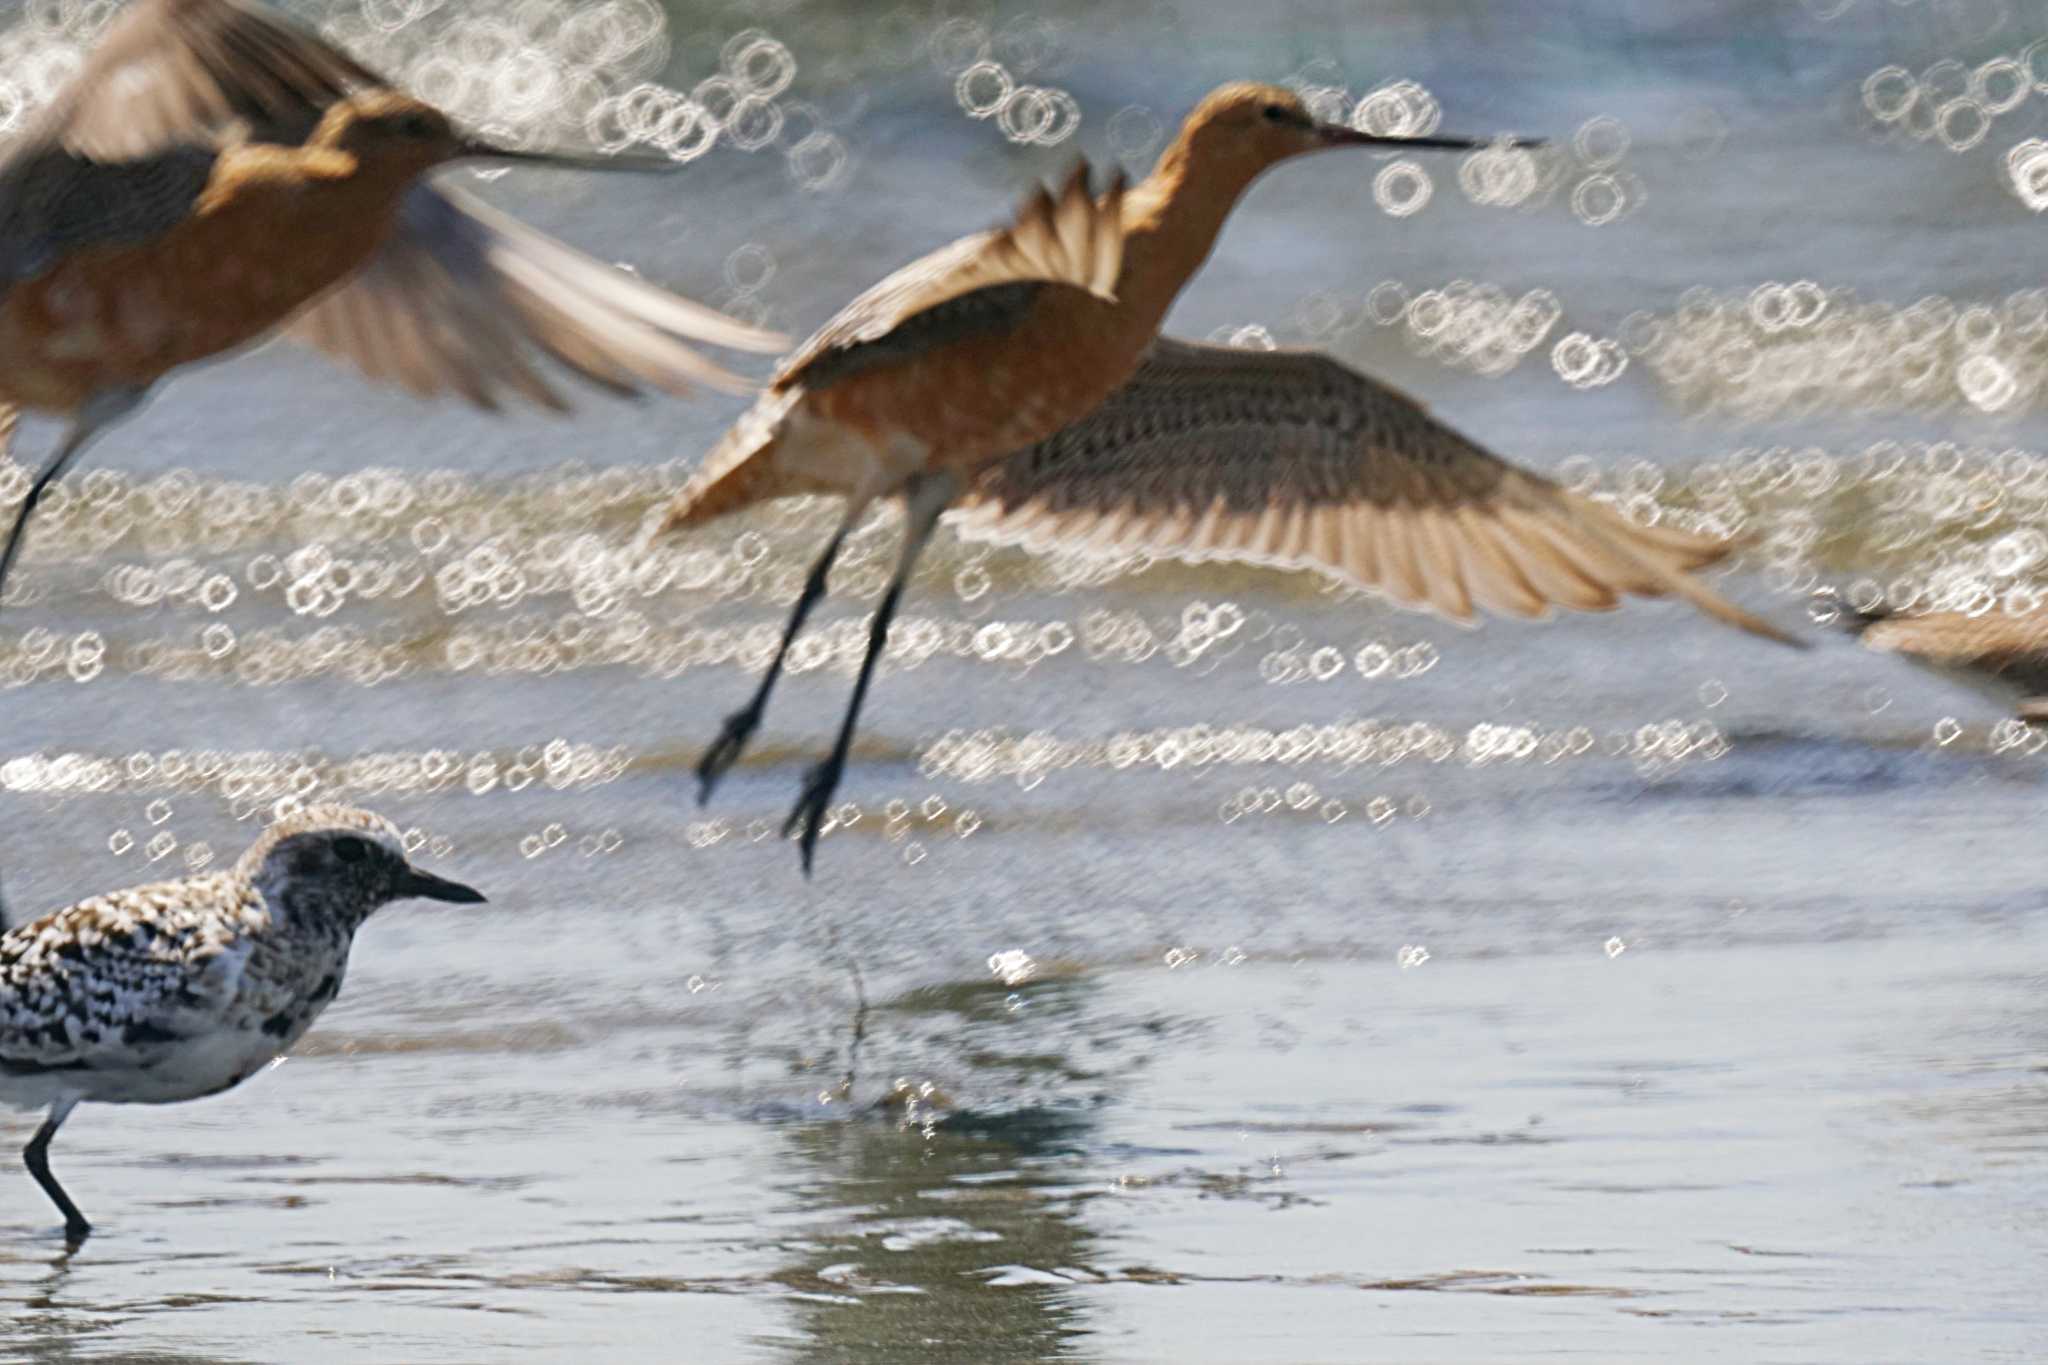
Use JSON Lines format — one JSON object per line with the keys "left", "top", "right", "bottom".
{"left": 285, "top": 185, "right": 787, "bottom": 407}
{"left": 0, "top": 878, "right": 258, "bottom": 1076}
{"left": 773, "top": 161, "right": 1127, "bottom": 393}
{"left": 953, "top": 338, "right": 1797, "bottom": 645}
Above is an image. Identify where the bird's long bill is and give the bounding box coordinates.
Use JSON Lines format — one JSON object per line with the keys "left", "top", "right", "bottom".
{"left": 459, "top": 140, "right": 677, "bottom": 173}
{"left": 397, "top": 867, "right": 488, "bottom": 904}
{"left": 1316, "top": 125, "right": 1544, "bottom": 151}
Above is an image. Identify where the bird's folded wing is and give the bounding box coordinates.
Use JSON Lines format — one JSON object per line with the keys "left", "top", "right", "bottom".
{"left": 0, "top": 885, "right": 252, "bottom": 1072}
{"left": 0, "top": 148, "right": 223, "bottom": 284}
{"left": 775, "top": 161, "right": 1128, "bottom": 392}
{"left": 285, "top": 184, "right": 787, "bottom": 408}
{"left": 953, "top": 338, "right": 1798, "bottom": 646}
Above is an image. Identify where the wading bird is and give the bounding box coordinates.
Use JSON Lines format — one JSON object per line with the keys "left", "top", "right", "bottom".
{"left": 0, "top": 805, "right": 483, "bottom": 1246}
{"left": 0, "top": 0, "right": 785, "bottom": 605}
{"left": 657, "top": 81, "right": 1554, "bottom": 871}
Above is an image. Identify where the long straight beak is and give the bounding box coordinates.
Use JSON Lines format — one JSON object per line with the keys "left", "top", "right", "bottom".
{"left": 396, "top": 867, "right": 488, "bottom": 904}
{"left": 1316, "top": 124, "right": 1544, "bottom": 151}
{"left": 458, "top": 140, "right": 676, "bottom": 173}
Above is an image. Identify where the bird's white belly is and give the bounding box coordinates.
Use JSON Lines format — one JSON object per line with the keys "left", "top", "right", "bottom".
{"left": 0, "top": 1069, "right": 83, "bottom": 1113}
{"left": 81, "top": 1023, "right": 285, "bottom": 1107}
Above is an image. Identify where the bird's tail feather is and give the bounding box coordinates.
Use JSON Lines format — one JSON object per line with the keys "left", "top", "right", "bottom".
{"left": 650, "top": 389, "right": 800, "bottom": 540}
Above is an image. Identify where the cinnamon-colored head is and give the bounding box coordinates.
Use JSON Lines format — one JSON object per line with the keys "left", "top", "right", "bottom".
{"left": 309, "top": 91, "right": 466, "bottom": 179}
{"left": 1167, "top": 80, "right": 1531, "bottom": 184}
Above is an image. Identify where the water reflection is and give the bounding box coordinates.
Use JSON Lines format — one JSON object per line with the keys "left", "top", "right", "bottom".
{"left": 0, "top": 1245, "right": 244, "bottom": 1365}
{"left": 774, "top": 1114, "right": 1098, "bottom": 1363}
{"left": 765, "top": 969, "right": 1124, "bottom": 1360}
{"left": 1888, "top": 968, "right": 2048, "bottom": 1163}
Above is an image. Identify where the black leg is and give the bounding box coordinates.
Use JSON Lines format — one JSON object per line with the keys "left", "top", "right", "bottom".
{"left": 24, "top": 1101, "right": 89, "bottom": 1245}
{"left": 0, "top": 396, "right": 142, "bottom": 930}
{"left": 696, "top": 519, "right": 854, "bottom": 805}
{"left": 782, "top": 474, "right": 954, "bottom": 875}
{"left": 0, "top": 398, "right": 137, "bottom": 616}
{"left": 782, "top": 572, "right": 910, "bottom": 873}
{"left": 844, "top": 956, "right": 868, "bottom": 1099}
{"left": 0, "top": 439, "right": 76, "bottom": 613}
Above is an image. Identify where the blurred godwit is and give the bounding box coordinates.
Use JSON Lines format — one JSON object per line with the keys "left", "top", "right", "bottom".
{"left": 0, "top": 0, "right": 785, "bottom": 606}
{"left": 1842, "top": 602, "right": 2048, "bottom": 719}
{"left": 655, "top": 80, "right": 1540, "bottom": 871}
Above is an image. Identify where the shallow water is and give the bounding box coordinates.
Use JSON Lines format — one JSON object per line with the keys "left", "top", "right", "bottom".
{"left": 0, "top": 0, "right": 2046, "bottom": 1360}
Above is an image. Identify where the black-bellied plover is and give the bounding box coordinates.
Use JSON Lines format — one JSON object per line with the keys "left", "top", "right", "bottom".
{"left": 0, "top": 804, "right": 483, "bottom": 1244}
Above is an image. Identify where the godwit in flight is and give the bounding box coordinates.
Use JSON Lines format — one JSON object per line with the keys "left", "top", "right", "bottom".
{"left": 0, "top": 0, "right": 785, "bottom": 604}
{"left": 655, "top": 83, "right": 1794, "bottom": 871}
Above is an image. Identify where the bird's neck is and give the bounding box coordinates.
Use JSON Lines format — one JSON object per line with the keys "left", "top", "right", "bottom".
{"left": 1111, "top": 139, "right": 1270, "bottom": 332}
{"left": 253, "top": 873, "right": 373, "bottom": 942}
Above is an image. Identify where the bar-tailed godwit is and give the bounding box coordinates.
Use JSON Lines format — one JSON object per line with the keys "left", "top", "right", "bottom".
{"left": 0, "top": 0, "right": 786, "bottom": 604}
{"left": 653, "top": 82, "right": 1775, "bottom": 872}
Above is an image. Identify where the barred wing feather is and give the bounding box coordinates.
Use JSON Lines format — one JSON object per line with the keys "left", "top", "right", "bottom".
{"left": 954, "top": 338, "right": 1798, "bottom": 645}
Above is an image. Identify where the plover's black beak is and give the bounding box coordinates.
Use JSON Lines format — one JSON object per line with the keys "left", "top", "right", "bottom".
{"left": 1314, "top": 123, "right": 1544, "bottom": 151}
{"left": 397, "top": 868, "right": 487, "bottom": 904}
{"left": 458, "top": 139, "right": 674, "bottom": 173}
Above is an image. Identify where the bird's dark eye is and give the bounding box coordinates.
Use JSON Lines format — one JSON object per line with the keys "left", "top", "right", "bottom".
{"left": 1262, "top": 103, "right": 1289, "bottom": 123}
{"left": 398, "top": 113, "right": 435, "bottom": 139}
{"left": 334, "top": 836, "right": 370, "bottom": 864}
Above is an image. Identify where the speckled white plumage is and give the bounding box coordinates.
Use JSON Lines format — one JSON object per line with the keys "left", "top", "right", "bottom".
{"left": 0, "top": 869, "right": 269, "bottom": 1110}
{"left": 0, "top": 803, "right": 483, "bottom": 1242}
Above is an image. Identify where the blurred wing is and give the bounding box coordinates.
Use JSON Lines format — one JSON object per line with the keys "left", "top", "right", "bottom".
{"left": 954, "top": 338, "right": 1798, "bottom": 645}
{"left": 775, "top": 161, "right": 1127, "bottom": 392}
{"left": 284, "top": 184, "right": 788, "bottom": 408}
{"left": 24, "top": 0, "right": 381, "bottom": 161}
{"left": 0, "top": 0, "right": 378, "bottom": 280}
{"left": 1852, "top": 608, "right": 2048, "bottom": 697}
{"left": 1854, "top": 608, "right": 2048, "bottom": 663}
